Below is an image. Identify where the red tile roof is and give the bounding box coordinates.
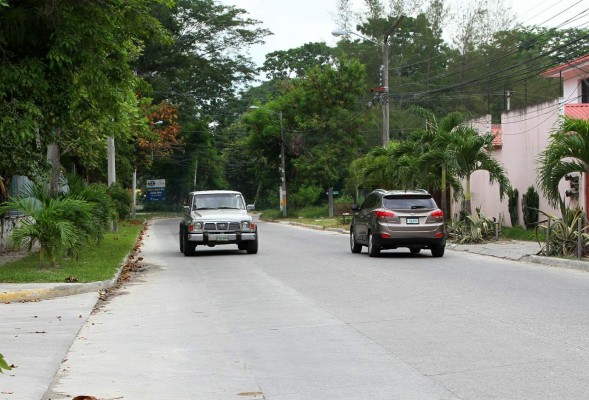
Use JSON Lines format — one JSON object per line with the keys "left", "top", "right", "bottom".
{"left": 541, "top": 54, "right": 589, "bottom": 79}
{"left": 565, "top": 104, "right": 589, "bottom": 120}
{"left": 491, "top": 124, "right": 502, "bottom": 149}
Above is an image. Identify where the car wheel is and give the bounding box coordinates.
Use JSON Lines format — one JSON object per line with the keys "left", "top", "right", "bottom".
{"left": 182, "top": 233, "right": 196, "bottom": 256}
{"left": 367, "top": 232, "right": 380, "bottom": 257}
{"left": 179, "top": 225, "right": 184, "bottom": 252}
{"left": 431, "top": 245, "right": 445, "bottom": 258}
{"left": 350, "top": 229, "right": 362, "bottom": 253}
{"left": 246, "top": 232, "right": 258, "bottom": 254}
{"left": 410, "top": 248, "right": 421, "bottom": 254}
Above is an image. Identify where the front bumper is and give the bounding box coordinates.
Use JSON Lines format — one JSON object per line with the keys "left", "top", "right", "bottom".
{"left": 188, "top": 232, "right": 256, "bottom": 243}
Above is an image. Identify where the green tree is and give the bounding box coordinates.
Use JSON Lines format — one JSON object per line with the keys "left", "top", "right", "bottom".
{"left": 0, "top": 0, "right": 167, "bottom": 190}
{"left": 449, "top": 127, "right": 510, "bottom": 215}
{"left": 537, "top": 117, "right": 589, "bottom": 207}
{"left": 390, "top": 107, "right": 466, "bottom": 216}
{"left": 261, "top": 42, "right": 336, "bottom": 81}
{"left": 133, "top": 0, "right": 270, "bottom": 201}
{"left": 243, "top": 59, "right": 368, "bottom": 209}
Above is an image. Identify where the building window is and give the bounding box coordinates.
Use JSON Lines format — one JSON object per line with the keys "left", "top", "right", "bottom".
{"left": 582, "top": 79, "right": 589, "bottom": 103}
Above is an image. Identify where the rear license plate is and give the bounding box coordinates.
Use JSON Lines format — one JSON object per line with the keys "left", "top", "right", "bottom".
{"left": 216, "top": 234, "right": 229, "bottom": 241}
{"left": 406, "top": 218, "right": 419, "bottom": 224}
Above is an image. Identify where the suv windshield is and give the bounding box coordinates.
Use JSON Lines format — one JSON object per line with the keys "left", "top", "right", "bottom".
{"left": 193, "top": 194, "right": 244, "bottom": 210}
{"left": 383, "top": 195, "right": 436, "bottom": 210}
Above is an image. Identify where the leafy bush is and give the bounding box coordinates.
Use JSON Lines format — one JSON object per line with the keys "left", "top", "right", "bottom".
{"left": 66, "top": 175, "right": 116, "bottom": 241}
{"left": 0, "top": 184, "right": 93, "bottom": 268}
{"left": 507, "top": 187, "right": 519, "bottom": 227}
{"left": 335, "top": 194, "right": 354, "bottom": 204}
{"left": 536, "top": 203, "right": 589, "bottom": 257}
{"left": 290, "top": 185, "right": 323, "bottom": 210}
{"left": 522, "top": 186, "right": 539, "bottom": 229}
{"left": 447, "top": 207, "right": 497, "bottom": 244}
{"left": 107, "top": 183, "right": 132, "bottom": 219}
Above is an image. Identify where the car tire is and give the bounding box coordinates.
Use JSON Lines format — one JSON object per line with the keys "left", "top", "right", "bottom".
{"left": 367, "top": 232, "right": 380, "bottom": 257}
{"left": 431, "top": 245, "right": 445, "bottom": 258}
{"left": 182, "top": 233, "right": 196, "bottom": 256}
{"left": 179, "top": 225, "right": 184, "bottom": 252}
{"left": 246, "top": 232, "right": 258, "bottom": 254}
{"left": 350, "top": 229, "right": 362, "bottom": 253}
{"left": 410, "top": 248, "right": 421, "bottom": 254}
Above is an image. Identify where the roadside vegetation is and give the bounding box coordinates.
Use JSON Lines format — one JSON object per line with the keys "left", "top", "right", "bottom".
{"left": 0, "top": 221, "right": 144, "bottom": 284}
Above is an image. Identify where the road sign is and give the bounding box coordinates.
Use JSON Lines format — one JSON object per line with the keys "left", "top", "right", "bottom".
{"left": 146, "top": 179, "right": 166, "bottom": 202}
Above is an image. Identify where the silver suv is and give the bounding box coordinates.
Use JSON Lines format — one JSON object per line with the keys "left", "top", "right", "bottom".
{"left": 350, "top": 189, "right": 446, "bottom": 257}
{"left": 179, "top": 190, "right": 258, "bottom": 256}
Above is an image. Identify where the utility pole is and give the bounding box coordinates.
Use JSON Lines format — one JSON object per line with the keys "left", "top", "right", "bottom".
{"left": 107, "top": 136, "right": 116, "bottom": 186}
{"left": 131, "top": 169, "right": 136, "bottom": 219}
{"left": 107, "top": 136, "right": 118, "bottom": 231}
{"left": 382, "top": 16, "right": 403, "bottom": 147}
{"left": 279, "top": 111, "right": 287, "bottom": 217}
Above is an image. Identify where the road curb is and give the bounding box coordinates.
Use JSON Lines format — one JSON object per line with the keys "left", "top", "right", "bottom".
{"left": 523, "top": 255, "right": 589, "bottom": 272}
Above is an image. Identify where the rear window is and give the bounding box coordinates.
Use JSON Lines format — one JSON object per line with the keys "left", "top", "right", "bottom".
{"left": 383, "top": 195, "right": 436, "bottom": 210}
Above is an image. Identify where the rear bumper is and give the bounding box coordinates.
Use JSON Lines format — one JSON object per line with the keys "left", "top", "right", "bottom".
{"left": 377, "top": 236, "right": 446, "bottom": 249}
{"left": 188, "top": 232, "right": 256, "bottom": 243}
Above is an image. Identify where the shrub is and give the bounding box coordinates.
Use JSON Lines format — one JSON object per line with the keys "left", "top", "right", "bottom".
{"left": 447, "top": 207, "right": 497, "bottom": 244}
{"left": 0, "top": 185, "right": 93, "bottom": 268}
{"left": 290, "top": 185, "right": 323, "bottom": 210}
{"left": 107, "top": 183, "right": 132, "bottom": 219}
{"left": 522, "top": 186, "right": 539, "bottom": 229}
{"left": 536, "top": 202, "right": 589, "bottom": 257}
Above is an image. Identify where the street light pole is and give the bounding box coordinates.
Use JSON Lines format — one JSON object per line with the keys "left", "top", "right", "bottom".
{"left": 279, "top": 111, "right": 287, "bottom": 217}
{"left": 382, "top": 16, "right": 403, "bottom": 146}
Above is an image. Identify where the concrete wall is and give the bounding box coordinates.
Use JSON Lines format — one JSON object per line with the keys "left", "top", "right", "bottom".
{"left": 455, "top": 99, "right": 585, "bottom": 226}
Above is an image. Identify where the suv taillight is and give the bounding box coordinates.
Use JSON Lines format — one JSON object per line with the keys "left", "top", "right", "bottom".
{"left": 375, "top": 209, "right": 395, "bottom": 219}
{"left": 426, "top": 209, "right": 444, "bottom": 222}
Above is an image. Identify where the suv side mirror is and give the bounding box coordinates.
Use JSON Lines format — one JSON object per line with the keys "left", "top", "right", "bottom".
{"left": 351, "top": 204, "right": 360, "bottom": 212}
{"left": 182, "top": 205, "right": 190, "bottom": 212}
{"left": 247, "top": 204, "right": 255, "bottom": 212}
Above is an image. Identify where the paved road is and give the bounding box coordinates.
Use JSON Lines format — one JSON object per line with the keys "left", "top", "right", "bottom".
{"left": 3, "top": 218, "right": 589, "bottom": 399}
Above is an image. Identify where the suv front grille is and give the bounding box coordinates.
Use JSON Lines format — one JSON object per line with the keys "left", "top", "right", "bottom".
{"left": 204, "top": 222, "right": 240, "bottom": 231}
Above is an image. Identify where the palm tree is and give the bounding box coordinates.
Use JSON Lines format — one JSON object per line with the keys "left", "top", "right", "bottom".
{"left": 449, "top": 127, "right": 511, "bottom": 215}
{"left": 390, "top": 107, "right": 466, "bottom": 216}
{"left": 537, "top": 117, "right": 589, "bottom": 207}
{"left": 0, "top": 186, "right": 93, "bottom": 269}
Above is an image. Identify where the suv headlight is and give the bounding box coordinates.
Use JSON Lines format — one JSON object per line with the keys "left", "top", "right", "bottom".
{"left": 241, "top": 221, "right": 256, "bottom": 231}
{"left": 189, "top": 222, "right": 203, "bottom": 232}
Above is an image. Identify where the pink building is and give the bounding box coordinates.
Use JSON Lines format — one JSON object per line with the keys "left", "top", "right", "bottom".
{"left": 456, "top": 54, "right": 589, "bottom": 226}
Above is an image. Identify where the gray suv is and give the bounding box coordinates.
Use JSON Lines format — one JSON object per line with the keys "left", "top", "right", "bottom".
{"left": 350, "top": 189, "right": 446, "bottom": 257}
{"left": 179, "top": 190, "right": 258, "bottom": 256}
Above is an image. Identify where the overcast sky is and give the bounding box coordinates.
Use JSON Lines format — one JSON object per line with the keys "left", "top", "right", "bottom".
{"left": 220, "top": 0, "right": 589, "bottom": 70}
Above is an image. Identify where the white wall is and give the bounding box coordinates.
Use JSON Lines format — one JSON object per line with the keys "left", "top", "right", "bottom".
{"left": 455, "top": 100, "right": 584, "bottom": 226}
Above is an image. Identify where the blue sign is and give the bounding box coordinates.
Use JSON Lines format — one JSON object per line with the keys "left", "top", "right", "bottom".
{"left": 146, "top": 187, "right": 166, "bottom": 202}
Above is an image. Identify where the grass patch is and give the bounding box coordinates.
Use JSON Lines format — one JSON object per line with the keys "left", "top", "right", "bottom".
{"left": 501, "top": 225, "right": 544, "bottom": 242}
{"left": 0, "top": 220, "right": 144, "bottom": 283}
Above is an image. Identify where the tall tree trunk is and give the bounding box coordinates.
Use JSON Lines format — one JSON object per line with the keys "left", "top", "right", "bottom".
{"left": 47, "top": 143, "right": 61, "bottom": 195}
{"left": 441, "top": 164, "right": 447, "bottom": 219}
{"left": 464, "top": 175, "right": 472, "bottom": 215}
